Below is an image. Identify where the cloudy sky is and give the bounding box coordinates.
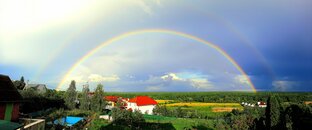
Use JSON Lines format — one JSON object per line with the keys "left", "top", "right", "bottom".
{"left": 1, "top": 0, "right": 311, "bottom": 92}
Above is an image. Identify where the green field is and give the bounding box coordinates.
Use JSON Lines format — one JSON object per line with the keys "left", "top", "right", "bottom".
{"left": 105, "top": 92, "right": 312, "bottom": 103}
{"left": 90, "top": 115, "right": 217, "bottom": 130}
{"left": 144, "top": 115, "right": 216, "bottom": 130}
{"left": 88, "top": 92, "right": 312, "bottom": 130}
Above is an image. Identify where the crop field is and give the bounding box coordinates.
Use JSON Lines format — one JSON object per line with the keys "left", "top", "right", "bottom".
{"left": 212, "top": 107, "right": 241, "bottom": 112}
{"left": 155, "top": 100, "right": 175, "bottom": 104}
{"left": 157, "top": 101, "right": 244, "bottom": 118}
{"left": 304, "top": 101, "right": 312, "bottom": 105}
{"left": 165, "top": 102, "right": 242, "bottom": 107}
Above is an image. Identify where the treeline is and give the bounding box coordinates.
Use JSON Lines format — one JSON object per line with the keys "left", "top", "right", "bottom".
{"left": 19, "top": 88, "right": 65, "bottom": 114}
{"left": 106, "top": 92, "right": 312, "bottom": 103}
{"left": 216, "top": 102, "right": 312, "bottom": 130}
{"left": 13, "top": 76, "right": 66, "bottom": 114}
{"left": 153, "top": 94, "right": 312, "bottom": 129}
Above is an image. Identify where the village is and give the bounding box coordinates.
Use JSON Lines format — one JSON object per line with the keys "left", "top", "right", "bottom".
{"left": 0, "top": 75, "right": 306, "bottom": 130}
{"left": 0, "top": 74, "right": 161, "bottom": 129}
{"left": 0, "top": 74, "right": 276, "bottom": 130}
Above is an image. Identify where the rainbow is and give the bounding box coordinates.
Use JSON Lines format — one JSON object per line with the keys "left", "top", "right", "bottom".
{"left": 56, "top": 29, "right": 257, "bottom": 92}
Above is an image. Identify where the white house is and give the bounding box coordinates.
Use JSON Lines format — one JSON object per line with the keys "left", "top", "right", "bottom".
{"left": 127, "top": 96, "right": 157, "bottom": 115}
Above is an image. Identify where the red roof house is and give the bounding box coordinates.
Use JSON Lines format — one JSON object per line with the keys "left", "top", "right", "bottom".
{"left": 128, "top": 96, "right": 157, "bottom": 106}
{"left": 127, "top": 96, "right": 157, "bottom": 114}
{"left": 104, "top": 96, "right": 127, "bottom": 109}
{"left": 104, "top": 96, "right": 120, "bottom": 102}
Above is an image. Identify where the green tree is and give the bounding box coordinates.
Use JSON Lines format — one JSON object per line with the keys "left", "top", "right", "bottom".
{"left": 20, "top": 76, "right": 24, "bottom": 82}
{"left": 282, "top": 104, "right": 312, "bottom": 130}
{"left": 132, "top": 110, "right": 145, "bottom": 123}
{"left": 265, "top": 95, "right": 281, "bottom": 129}
{"left": 90, "top": 83, "right": 106, "bottom": 112}
{"left": 112, "top": 107, "right": 145, "bottom": 127}
{"left": 13, "top": 76, "right": 26, "bottom": 90}
{"left": 174, "top": 107, "right": 185, "bottom": 118}
{"left": 19, "top": 87, "right": 38, "bottom": 98}
{"left": 153, "top": 105, "right": 170, "bottom": 116}
{"left": 64, "top": 80, "right": 77, "bottom": 109}
{"left": 80, "top": 84, "right": 90, "bottom": 110}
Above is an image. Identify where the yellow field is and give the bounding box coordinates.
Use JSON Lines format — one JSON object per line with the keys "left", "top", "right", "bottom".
{"left": 166, "top": 102, "right": 242, "bottom": 107}
{"left": 212, "top": 107, "right": 243, "bottom": 112}
{"left": 304, "top": 101, "right": 312, "bottom": 105}
{"left": 156, "top": 100, "right": 174, "bottom": 104}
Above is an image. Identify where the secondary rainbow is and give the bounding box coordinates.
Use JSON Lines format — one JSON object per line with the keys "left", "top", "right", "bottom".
{"left": 56, "top": 29, "right": 257, "bottom": 92}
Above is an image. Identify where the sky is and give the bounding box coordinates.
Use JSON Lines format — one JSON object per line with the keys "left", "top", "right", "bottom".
{"left": 0, "top": 0, "right": 311, "bottom": 92}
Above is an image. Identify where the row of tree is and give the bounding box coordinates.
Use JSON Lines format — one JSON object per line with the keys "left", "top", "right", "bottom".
{"left": 152, "top": 94, "right": 312, "bottom": 129}
{"left": 106, "top": 91, "right": 312, "bottom": 103}
{"left": 64, "top": 80, "right": 106, "bottom": 112}
{"left": 224, "top": 95, "right": 312, "bottom": 130}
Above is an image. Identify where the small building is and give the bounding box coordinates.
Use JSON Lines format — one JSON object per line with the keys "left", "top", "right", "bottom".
{"left": 105, "top": 96, "right": 120, "bottom": 107}
{"left": 258, "top": 101, "right": 267, "bottom": 108}
{"left": 87, "top": 92, "right": 95, "bottom": 97}
{"left": 104, "top": 96, "right": 128, "bottom": 110}
{"left": 0, "top": 75, "right": 23, "bottom": 122}
{"left": 127, "top": 96, "right": 157, "bottom": 115}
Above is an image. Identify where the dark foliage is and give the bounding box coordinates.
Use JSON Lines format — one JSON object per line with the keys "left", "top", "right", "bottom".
{"left": 20, "top": 97, "right": 65, "bottom": 114}
{"left": 100, "top": 122, "right": 176, "bottom": 130}
{"left": 13, "top": 76, "right": 26, "bottom": 90}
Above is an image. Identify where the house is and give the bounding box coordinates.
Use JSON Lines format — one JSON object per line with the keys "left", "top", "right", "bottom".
{"left": 25, "top": 84, "right": 47, "bottom": 94}
{"left": 104, "top": 96, "right": 128, "bottom": 110}
{"left": 127, "top": 96, "right": 157, "bottom": 115}
{"left": 257, "top": 101, "right": 267, "bottom": 107}
{"left": 104, "top": 96, "right": 120, "bottom": 110}
{"left": 105, "top": 96, "right": 120, "bottom": 107}
{"left": 0, "top": 75, "right": 23, "bottom": 122}
{"left": 88, "top": 92, "right": 95, "bottom": 97}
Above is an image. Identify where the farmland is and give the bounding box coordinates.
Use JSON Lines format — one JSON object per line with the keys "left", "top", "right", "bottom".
{"left": 156, "top": 101, "right": 244, "bottom": 119}
{"left": 15, "top": 87, "right": 312, "bottom": 130}
{"left": 102, "top": 92, "right": 312, "bottom": 129}
{"left": 106, "top": 92, "right": 312, "bottom": 103}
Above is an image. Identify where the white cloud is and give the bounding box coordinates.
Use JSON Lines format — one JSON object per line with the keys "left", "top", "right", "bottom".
{"left": 190, "top": 78, "right": 213, "bottom": 89}
{"left": 131, "top": 0, "right": 153, "bottom": 15}
{"left": 66, "top": 75, "right": 86, "bottom": 83}
{"left": 272, "top": 80, "right": 298, "bottom": 91}
{"left": 161, "top": 73, "right": 184, "bottom": 81}
{"left": 234, "top": 75, "right": 250, "bottom": 85}
{"left": 160, "top": 72, "right": 214, "bottom": 89}
{"left": 64, "top": 73, "right": 120, "bottom": 85}
{"left": 88, "top": 74, "right": 120, "bottom": 82}
{"left": 155, "top": 0, "right": 162, "bottom": 6}
{"left": 146, "top": 85, "right": 163, "bottom": 91}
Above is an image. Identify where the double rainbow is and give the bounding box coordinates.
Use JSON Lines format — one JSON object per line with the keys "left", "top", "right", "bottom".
{"left": 56, "top": 29, "right": 257, "bottom": 92}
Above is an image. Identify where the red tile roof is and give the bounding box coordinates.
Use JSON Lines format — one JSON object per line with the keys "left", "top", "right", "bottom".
{"left": 104, "top": 96, "right": 120, "bottom": 102}
{"left": 128, "top": 96, "right": 157, "bottom": 106}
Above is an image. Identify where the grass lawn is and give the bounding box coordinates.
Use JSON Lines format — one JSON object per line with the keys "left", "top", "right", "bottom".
{"left": 145, "top": 115, "right": 215, "bottom": 130}
{"left": 88, "top": 114, "right": 217, "bottom": 130}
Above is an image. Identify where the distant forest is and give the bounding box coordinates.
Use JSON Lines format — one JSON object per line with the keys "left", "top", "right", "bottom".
{"left": 105, "top": 92, "right": 312, "bottom": 103}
